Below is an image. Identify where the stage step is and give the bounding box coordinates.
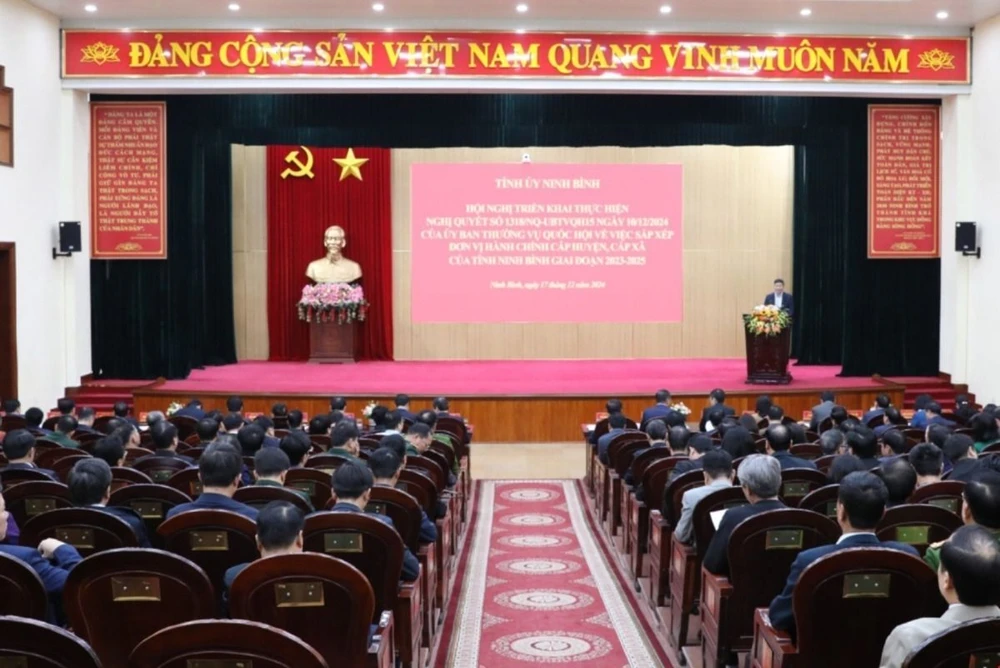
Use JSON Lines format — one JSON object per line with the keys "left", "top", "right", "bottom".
{"left": 60, "top": 377, "right": 158, "bottom": 415}
{"left": 884, "top": 376, "right": 963, "bottom": 411}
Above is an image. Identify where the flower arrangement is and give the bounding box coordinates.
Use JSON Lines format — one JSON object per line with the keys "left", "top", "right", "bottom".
{"left": 165, "top": 402, "right": 184, "bottom": 416}
{"left": 670, "top": 402, "right": 692, "bottom": 417}
{"left": 362, "top": 401, "right": 379, "bottom": 420}
{"left": 297, "top": 283, "right": 369, "bottom": 324}
{"left": 744, "top": 305, "right": 791, "bottom": 337}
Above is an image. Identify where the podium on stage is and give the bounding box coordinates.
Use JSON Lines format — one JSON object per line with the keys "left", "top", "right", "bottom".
{"left": 743, "top": 310, "right": 792, "bottom": 384}
{"left": 309, "top": 321, "right": 356, "bottom": 364}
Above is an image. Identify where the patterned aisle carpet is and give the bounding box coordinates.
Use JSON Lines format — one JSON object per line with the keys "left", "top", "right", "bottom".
{"left": 437, "top": 481, "right": 671, "bottom": 667}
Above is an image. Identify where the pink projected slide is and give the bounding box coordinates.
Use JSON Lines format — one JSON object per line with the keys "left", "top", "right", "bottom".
{"left": 410, "top": 163, "right": 683, "bottom": 323}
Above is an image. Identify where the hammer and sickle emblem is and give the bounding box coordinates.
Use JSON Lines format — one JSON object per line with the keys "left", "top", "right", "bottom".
{"left": 281, "top": 146, "right": 315, "bottom": 180}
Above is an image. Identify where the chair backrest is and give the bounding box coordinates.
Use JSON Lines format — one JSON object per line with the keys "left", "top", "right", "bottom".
{"left": 436, "top": 415, "right": 469, "bottom": 445}
{"left": 64, "top": 548, "right": 216, "bottom": 667}
{"left": 108, "top": 483, "right": 191, "bottom": 549}
{"left": 50, "top": 452, "right": 93, "bottom": 482}
{"left": 0, "top": 480, "right": 71, "bottom": 528}
{"left": 396, "top": 469, "right": 434, "bottom": 516}
{"left": 310, "top": 434, "right": 332, "bottom": 449}
{"left": 902, "top": 618, "right": 1000, "bottom": 668}
{"left": 428, "top": 440, "right": 456, "bottom": 471}
{"left": 406, "top": 455, "right": 446, "bottom": 492}
{"left": 123, "top": 447, "right": 156, "bottom": 465}
{"left": 793, "top": 548, "right": 946, "bottom": 666}
{"left": 233, "top": 485, "right": 314, "bottom": 514}
{"left": 133, "top": 456, "right": 193, "bottom": 484}
{"left": 813, "top": 454, "right": 838, "bottom": 474}
{"left": 631, "top": 447, "right": 676, "bottom": 485}
{"left": 165, "top": 467, "right": 204, "bottom": 498}
{"left": 0, "top": 615, "right": 102, "bottom": 668}
{"left": 230, "top": 553, "right": 376, "bottom": 667}
{"left": 128, "top": 619, "right": 329, "bottom": 668}
{"left": 904, "top": 428, "right": 927, "bottom": 441}
{"left": 305, "top": 453, "right": 350, "bottom": 474}
{"left": 875, "top": 504, "right": 964, "bottom": 556}
{"left": 659, "top": 469, "right": 708, "bottom": 528}
{"left": 367, "top": 485, "right": 423, "bottom": 552}
{"left": 779, "top": 468, "right": 831, "bottom": 507}
{"left": 167, "top": 415, "right": 199, "bottom": 440}
{"left": 0, "top": 466, "right": 56, "bottom": 486}
{"left": 110, "top": 466, "right": 154, "bottom": 492}
{"left": 606, "top": 431, "right": 649, "bottom": 467}
{"left": 612, "top": 441, "right": 649, "bottom": 477}
{"left": 798, "top": 484, "right": 840, "bottom": 519}
{"left": 907, "top": 480, "right": 967, "bottom": 516}
{"left": 788, "top": 443, "right": 823, "bottom": 460}
{"left": 41, "top": 417, "right": 60, "bottom": 431}
{"left": 302, "top": 511, "right": 405, "bottom": 622}
{"left": 180, "top": 446, "right": 206, "bottom": 461}
{"left": 0, "top": 551, "right": 48, "bottom": 619}
{"left": 422, "top": 448, "right": 451, "bottom": 479}
{"left": 21, "top": 507, "right": 140, "bottom": 556}
{"left": 358, "top": 437, "right": 383, "bottom": 452}
{"left": 692, "top": 486, "right": 750, "bottom": 558}
{"left": 156, "top": 509, "right": 259, "bottom": 604}
{"left": 0, "top": 414, "right": 26, "bottom": 431}
{"left": 285, "top": 468, "right": 334, "bottom": 510}
{"left": 641, "top": 456, "right": 688, "bottom": 513}
{"left": 34, "top": 447, "right": 87, "bottom": 471}
{"left": 725, "top": 508, "right": 840, "bottom": 644}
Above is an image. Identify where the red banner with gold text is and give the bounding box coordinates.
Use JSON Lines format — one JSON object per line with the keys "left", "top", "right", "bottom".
{"left": 90, "top": 102, "right": 167, "bottom": 259}
{"left": 63, "top": 30, "right": 969, "bottom": 84}
{"left": 868, "top": 105, "right": 940, "bottom": 259}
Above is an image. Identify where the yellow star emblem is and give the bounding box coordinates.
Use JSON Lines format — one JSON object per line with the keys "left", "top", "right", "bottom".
{"left": 333, "top": 148, "right": 369, "bottom": 181}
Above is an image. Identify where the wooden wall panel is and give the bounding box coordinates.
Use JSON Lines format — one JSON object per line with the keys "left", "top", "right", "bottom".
{"left": 231, "top": 145, "right": 270, "bottom": 360}
{"left": 392, "top": 145, "right": 794, "bottom": 360}
{"left": 134, "top": 385, "right": 902, "bottom": 444}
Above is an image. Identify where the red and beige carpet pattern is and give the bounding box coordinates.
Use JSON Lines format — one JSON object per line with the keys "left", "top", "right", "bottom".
{"left": 439, "top": 481, "right": 668, "bottom": 666}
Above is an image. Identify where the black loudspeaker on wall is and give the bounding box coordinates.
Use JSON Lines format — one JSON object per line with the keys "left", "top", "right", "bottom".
{"left": 52, "top": 221, "right": 81, "bottom": 259}
{"left": 955, "top": 221, "right": 981, "bottom": 258}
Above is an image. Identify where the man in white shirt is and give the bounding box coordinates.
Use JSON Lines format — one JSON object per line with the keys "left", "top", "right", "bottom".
{"left": 672, "top": 449, "right": 734, "bottom": 545}
{"left": 880, "top": 524, "right": 1000, "bottom": 668}
{"left": 763, "top": 278, "right": 794, "bottom": 317}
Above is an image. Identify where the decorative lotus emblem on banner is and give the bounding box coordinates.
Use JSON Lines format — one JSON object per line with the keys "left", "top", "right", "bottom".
{"left": 917, "top": 48, "right": 955, "bottom": 72}
{"left": 890, "top": 242, "right": 918, "bottom": 251}
{"left": 114, "top": 242, "right": 143, "bottom": 251}
{"left": 81, "top": 41, "right": 121, "bottom": 66}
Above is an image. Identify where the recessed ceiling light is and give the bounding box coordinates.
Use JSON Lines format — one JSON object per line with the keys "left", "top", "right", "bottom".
{"left": 228, "top": 3, "right": 240, "bottom": 10}
{"left": 516, "top": 3, "right": 528, "bottom": 12}
{"left": 936, "top": 10, "right": 949, "bottom": 19}
{"left": 84, "top": 4, "right": 97, "bottom": 11}
{"left": 515, "top": 28, "right": 526, "bottom": 34}
{"left": 659, "top": 4, "right": 672, "bottom": 14}
{"left": 372, "top": 2, "right": 384, "bottom": 11}
{"left": 800, "top": 8, "right": 812, "bottom": 16}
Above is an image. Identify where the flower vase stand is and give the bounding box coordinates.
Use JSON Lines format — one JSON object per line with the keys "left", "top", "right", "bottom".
{"left": 309, "top": 320, "right": 357, "bottom": 364}
{"left": 744, "top": 318, "right": 792, "bottom": 384}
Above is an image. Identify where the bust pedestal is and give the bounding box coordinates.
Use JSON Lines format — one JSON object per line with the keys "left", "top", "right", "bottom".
{"left": 309, "top": 321, "right": 356, "bottom": 364}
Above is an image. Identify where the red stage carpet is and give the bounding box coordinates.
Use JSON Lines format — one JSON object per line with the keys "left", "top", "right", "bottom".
{"left": 158, "top": 359, "right": 876, "bottom": 396}
{"left": 437, "top": 481, "right": 671, "bottom": 666}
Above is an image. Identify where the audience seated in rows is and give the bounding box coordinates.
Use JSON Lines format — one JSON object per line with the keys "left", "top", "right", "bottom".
{"left": 674, "top": 449, "right": 734, "bottom": 545}
{"left": 880, "top": 525, "right": 1000, "bottom": 668}
{"left": 880, "top": 429, "right": 909, "bottom": 463}
{"left": 641, "top": 389, "right": 674, "bottom": 428}
{"left": 923, "top": 471, "right": 1000, "bottom": 571}
{"left": 881, "top": 457, "right": 918, "bottom": 507}
{"left": 847, "top": 427, "right": 881, "bottom": 470}
{"left": 280, "top": 432, "right": 312, "bottom": 467}
{"left": 765, "top": 424, "right": 817, "bottom": 470}
{"left": 165, "top": 442, "right": 259, "bottom": 521}
{"left": 910, "top": 443, "right": 945, "bottom": 488}
{"left": 92, "top": 435, "right": 125, "bottom": 468}
{"left": 943, "top": 433, "right": 982, "bottom": 482}
{"left": 721, "top": 425, "right": 756, "bottom": 460}
{"left": 668, "top": 432, "right": 712, "bottom": 483}
{"left": 862, "top": 393, "right": 892, "bottom": 426}
{"left": 0, "top": 429, "right": 57, "bottom": 480}
{"left": 699, "top": 388, "right": 735, "bottom": 432}
{"left": 624, "top": 419, "right": 667, "bottom": 486}
{"left": 598, "top": 413, "right": 628, "bottom": 465}
{"left": 704, "top": 454, "right": 784, "bottom": 576}
{"left": 254, "top": 448, "right": 314, "bottom": 511}
{"left": 75, "top": 407, "right": 99, "bottom": 435}
{"left": 67, "top": 458, "right": 151, "bottom": 547}
{"left": 828, "top": 454, "right": 867, "bottom": 483}
{"left": 223, "top": 500, "right": 304, "bottom": 605}
{"left": 370, "top": 447, "right": 437, "bottom": 545}
{"left": 819, "top": 427, "right": 847, "bottom": 455}
{"left": 136, "top": 421, "right": 196, "bottom": 466}
{"left": 329, "top": 421, "right": 365, "bottom": 465}
{"left": 768, "top": 471, "right": 919, "bottom": 637}
{"left": 395, "top": 393, "right": 417, "bottom": 422}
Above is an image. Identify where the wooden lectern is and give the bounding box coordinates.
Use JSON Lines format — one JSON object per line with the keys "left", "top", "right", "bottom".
{"left": 309, "top": 321, "right": 356, "bottom": 364}
{"left": 744, "top": 320, "right": 792, "bottom": 384}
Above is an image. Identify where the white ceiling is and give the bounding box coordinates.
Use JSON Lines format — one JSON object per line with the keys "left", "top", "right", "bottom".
{"left": 32, "top": 0, "right": 998, "bottom": 33}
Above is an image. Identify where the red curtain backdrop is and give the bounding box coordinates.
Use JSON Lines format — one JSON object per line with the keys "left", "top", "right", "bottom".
{"left": 266, "top": 146, "right": 393, "bottom": 361}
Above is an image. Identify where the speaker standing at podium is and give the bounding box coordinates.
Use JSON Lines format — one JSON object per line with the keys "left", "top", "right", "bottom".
{"left": 763, "top": 278, "right": 794, "bottom": 318}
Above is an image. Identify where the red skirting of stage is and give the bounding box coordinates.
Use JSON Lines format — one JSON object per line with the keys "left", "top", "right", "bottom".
{"left": 132, "top": 359, "right": 903, "bottom": 443}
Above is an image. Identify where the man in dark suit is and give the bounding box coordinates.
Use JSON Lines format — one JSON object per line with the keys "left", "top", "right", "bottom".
{"left": 925, "top": 402, "right": 957, "bottom": 429}
{"left": 808, "top": 391, "right": 836, "bottom": 432}
{"left": 943, "top": 433, "right": 983, "bottom": 482}
{"left": 330, "top": 462, "right": 420, "bottom": 582}
{"left": 0, "top": 429, "right": 58, "bottom": 480}
{"left": 847, "top": 427, "right": 882, "bottom": 470}
{"left": 394, "top": 394, "right": 418, "bottom": 423}
{"left": 640, "top": 389, "right": 674, "bottom": 429}
{"left": 223, "top": 500, "right": 305, "bottom": 610}
{"left": 0, "top": 488, "right": 83, "bottom": 623}
{"left": 252, "top": 447, "right": 314, "bottom": 511}
{"left": 74, "top": 407, "right": 101, "bottom": 436}
{"left": 699, "top": 389, "right": 736, "bottom": 433}
{"left": 768, "top": 471, "right": 920, "bottom": 635}
{"left": 763, "top": 278, "right": 794, "bottom": 316}
{"left": 1, "top": 398, "right": 20, "bottom": 416}
{"left": 252, "top": 416, "right": 281, "bottom": 449}
{"left": 173, "top": 399, "right": 206, "bottom": 421}
{"left": 55, "top": 397, "right": 75, "bottom": 417}
{"left": 765, "top": 424, "right": 818, "bottom": 470}
{"left": 66, "top": 457, "right": 150, "bottom": 547}
{"left": 134, "top": 421, "right": 196, "bottom": 467}
{"left": 598, "top": 413, "right": 629, "bottom": 466}
{"left": 669, "top": 434, "right": 714, "bottom": 482}
{"left": 881, "top": 457, "right": 917, "bottom": 508}
{"left": 22, "top": 407, "right": 51, "bottom": 436}
{"left": 369, "top": 447, "right": 437, "bottom": 545}
{"left": 165, "top": 442, "right": 259, "bottom": 521}
{"left": 113, "top": 401, "right": 140, "bottom": 430}
{"left": 47, "top": 415, "right": 79, "bottom": 448}
{"left": 625, "top": 420, "right": 668, "bottom": 487}
{"left": 704, "top": 454, "right": 786, "bottom": 575}
{"left": 862, "top": 394, "right": 892, "bottom": 426}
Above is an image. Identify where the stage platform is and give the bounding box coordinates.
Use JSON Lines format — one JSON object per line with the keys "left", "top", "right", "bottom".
{"left": 132, "top": 359, "right": 905, "bottom": 442}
